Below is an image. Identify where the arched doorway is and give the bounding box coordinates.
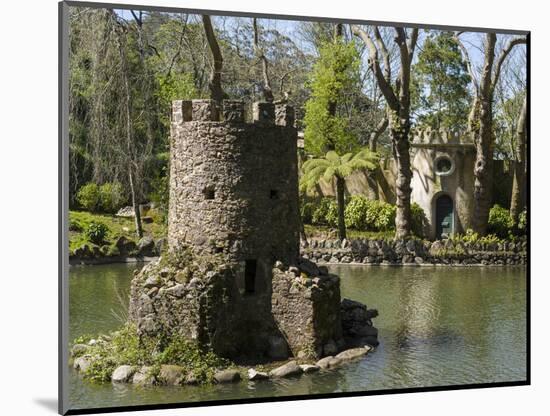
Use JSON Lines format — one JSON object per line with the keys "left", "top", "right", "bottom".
{"left": 435, "top": 194, "right": 454, "bottom": 239}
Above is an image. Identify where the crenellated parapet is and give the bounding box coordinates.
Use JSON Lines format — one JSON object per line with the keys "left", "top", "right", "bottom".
{"left": 171, "top": 99, "right": 295, "bottom": 127}
{"left": 410, "top": 127, "right": 474, "bottom": 146}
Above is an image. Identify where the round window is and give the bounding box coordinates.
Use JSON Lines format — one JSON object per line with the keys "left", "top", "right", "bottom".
{"left": 434, "top": 155, "right": 455, "bottom": 176}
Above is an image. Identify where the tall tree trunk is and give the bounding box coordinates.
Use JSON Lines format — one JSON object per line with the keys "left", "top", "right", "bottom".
{"left": 132, "top": 11, "right": 155, "bottom": 157}
{"left": 390, "top": 120, "right": 412, "bottom": 239}
{"left": 351, "top": 25, "right": 417, "bottom": 238}
{"left": 116, "top": 23, "right": 143, "bottom": 238}
{"left": 471, "top": 96, "right": 494, "bottom": 235}
{"left": 128, "top": 168, "right": 143, "bottom": 239}
{"left": 510, "top": 95, "right": 527, "bottom": 229}
{"left": 471, "top": 34, "right": 496, "bottom": 235}
{"left": 336, "top": 176, "right": 347, "bottom": 240}
{"left": 202, "top": 15, "right": 224, "bottom": 106}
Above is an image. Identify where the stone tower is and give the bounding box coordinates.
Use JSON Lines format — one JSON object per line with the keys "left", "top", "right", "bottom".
{"left": 129, "top": 99, "right": 361, "bottom": 361}
{"left": 168, "top": 99, "right": 300, "bottom": 284}
{"left": 410, "top": 129, "right": 476, "bottom": 239}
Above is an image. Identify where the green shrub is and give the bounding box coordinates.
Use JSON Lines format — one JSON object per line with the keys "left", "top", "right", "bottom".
{"left": 76, "top": 182, "right": 126, "bottom": 213}
{"left": 76, "top": 183, "right": 101, "bottom": 212}
{"left": 311, "top": 198, "right": 335, "bottom": 226}
{"left": 488, "top": 204, "right": 513, "bottom": 239}
{"left": 84, "top": 221, "right": 109, "bottom": 244}
{"left": 360, "top": 200, "right": 396, "bottom": 231}
{"left": 325, "top": 200, "right": 339, "bottom": 227}
{"left": 99, "top": 182, "right": 126, "bottom": 214}
{"left": 339, "top": 196, "right": 397, "bottom": 232}
{"left": 344, "top": 195, "right": 370, "bottom": 229}
{"left": 411, "top": 202, "right": 426, "bottom": 237}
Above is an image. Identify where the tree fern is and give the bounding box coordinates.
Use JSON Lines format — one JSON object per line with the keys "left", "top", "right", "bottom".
{"left": 300, "top": 148, "right": 379, "bottom": 239}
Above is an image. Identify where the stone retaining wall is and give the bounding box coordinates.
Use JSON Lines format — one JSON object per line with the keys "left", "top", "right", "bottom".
{"left": 302, "top": 238, "right": 527, "bottom": 266}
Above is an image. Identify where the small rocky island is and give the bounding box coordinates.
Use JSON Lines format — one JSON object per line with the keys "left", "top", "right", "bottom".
{"left": 71, "top": 99, "right": 378, "bottom": 385}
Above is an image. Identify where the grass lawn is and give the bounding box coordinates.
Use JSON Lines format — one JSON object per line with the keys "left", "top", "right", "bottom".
{"left": 69, "top": 210, "right": 167, "bottom": 254}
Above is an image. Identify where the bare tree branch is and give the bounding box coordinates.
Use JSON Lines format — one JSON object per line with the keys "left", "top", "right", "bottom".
{"left": 454, "top": 33, "right": 480, "bottom": 94}
{"left": 351, "top": 25, "right": 399, "bottom": 110}
{"left": 407, "top": 28, "right": 419, "bottom": 61}
{"left": 253, "top": 18, "right": 274, "bottom": 102}
{"left": 373, "top": 27, "right": 391, "bottom": 80}
{"left": 492, "top": 36, "right": 527, "bottom": 92}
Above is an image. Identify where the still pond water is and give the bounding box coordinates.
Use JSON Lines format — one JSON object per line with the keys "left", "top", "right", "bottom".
{"left": 69, "top": 263, "right": 527, "bottom": 410}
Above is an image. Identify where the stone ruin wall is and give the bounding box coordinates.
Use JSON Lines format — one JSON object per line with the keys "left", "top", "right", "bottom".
{"left": 128, "top": 99, "right": 364, "bottom": 362}
{"left": 271, "top": 259, "right": 344, "bottom": 358}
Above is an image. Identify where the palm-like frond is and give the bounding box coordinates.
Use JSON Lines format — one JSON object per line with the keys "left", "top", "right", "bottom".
{"left": 303, "top": 158, "right": 330, "bottom": 173}
{"left": 325, "top": 151, "right": 341, "bottom": 165}
{"left": 340, "top": 152, "right": 354, "bottom": 164}
{"left": 322, "top": 166, "right": 336, "bottom": 182}
{"left": 299, "top": 148, "right": 379, "bottom": 191}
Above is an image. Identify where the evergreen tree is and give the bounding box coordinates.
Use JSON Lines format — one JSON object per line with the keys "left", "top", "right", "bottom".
{"left": 412, "top": 32, "right": 471, "bottom": 130}
{"left": 303, "top": 38, "right": 361, "bottom": 155}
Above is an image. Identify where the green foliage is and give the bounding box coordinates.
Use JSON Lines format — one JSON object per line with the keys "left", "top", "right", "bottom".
{"left": 325, "top": 200, "right": 339, "bottom": 227}
{"left": 311, "top": 198, "right": 337, "bottom": 226}
{"left": 301, "top": 149, "right": 378, "bottom": 239}
{"left": 84, "top": 221, "right": 110, "bottom": 244}
{"left": 69, "top": 217, "right": 83, "bottom": 232}
{"left": 155, "top": 73, "right": 198, "bottom": 128}
{"left": 77, "top": 183, "right": 101, "bottom": 212}
{"left": 99, "top": 182, "right": 126, "bottom": 214}
{"left": 303, "top": 39, "right": 362, "bottom": 155}
{"left": 157, "top": 73, "right": 197, "bottom": 103}
{"left": 344, "top": 195, "right": 371, "bottom": 230}
{"left": 76, "top": 182, "right": 126, "bottom": 213}
{"left": 411, "top": 32, "right": 471, "bottom": 130}
{"left": 369, "top": 200, "right": 397, "bottom": 231}
{"left": 77, "top": 324, "right": 231, "bottom": 384}
{"left": 488, "top": 204, "right": 514, "bottom": 239}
